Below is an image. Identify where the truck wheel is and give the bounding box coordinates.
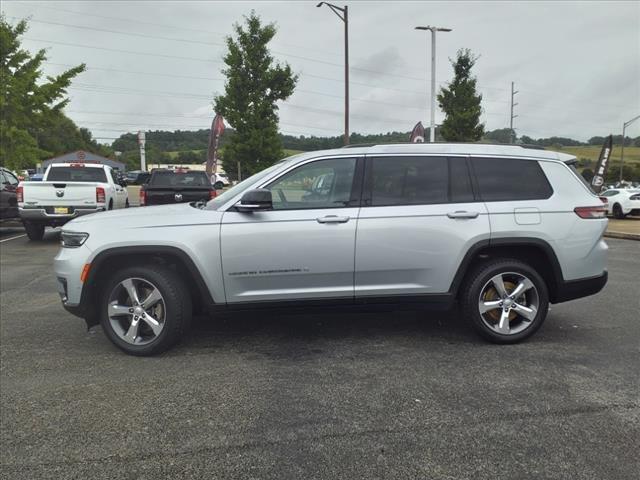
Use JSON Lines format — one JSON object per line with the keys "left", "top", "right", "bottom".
{"left": 214, "top": 181, "right": 224, "bottom": 190}
{"left": 612, "top": 203, "right": 625, "bottom": 219}
{"left": 125, "top": 199, "right": 130, "bottom": 208}
{"left": 460, "top": 258, "right": 549, "bottom": 344}
{"left": 108, "top": 200, "right": 113, "bottom": 210}
{"left": 23, "top": 221, "right": 45, "bottom": 241}
{"left": 99, "top": 264, "right": 192, "bottom": 356}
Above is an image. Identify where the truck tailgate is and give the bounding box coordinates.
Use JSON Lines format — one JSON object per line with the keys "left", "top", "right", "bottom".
{"left": 145, "top": 187, "right": 211, "bottom": 205}
{"left": 22, "top": 182, "right": 98, "bottom": 206}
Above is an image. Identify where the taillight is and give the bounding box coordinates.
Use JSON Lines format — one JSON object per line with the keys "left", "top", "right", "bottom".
{"left": 96, "top": 187, "right": 106, "bottom": 203}
{"left": 16, "top": 185, "right": 23, "bottom": 202}
{"left": 574, "top": 206, "right": 607, "bottom": 219}
{"left": 209, "top": 190, "right": 217, "bottom": 199}
{"left": 139, "top": 188, "right": 146, "bottom": 206}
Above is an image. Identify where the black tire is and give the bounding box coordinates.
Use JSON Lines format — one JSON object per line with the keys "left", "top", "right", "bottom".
{"left": 214, "top": 181, "right": 224, "bottom": 190}
{"left": 99, "top": 264, "right": 192, "bottom": 356}
{"left": 460, "top": 258, "right": 549, "bottom": 344}
{"left": 108, "top": 200, "right": 114, "bottom": 210}
{"left": 23, "top": 221, "right": 45, "bottom": 241}
{"left": 125, "top": 199, "right": 130, "bottom": 208}
{"left": 612, "top": 203, "right": 625, "bottom": 219}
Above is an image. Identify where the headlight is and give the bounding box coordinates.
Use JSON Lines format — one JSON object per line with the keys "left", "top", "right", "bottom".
{"left": 61, "top": 231, "right": 89, "bottom": 248}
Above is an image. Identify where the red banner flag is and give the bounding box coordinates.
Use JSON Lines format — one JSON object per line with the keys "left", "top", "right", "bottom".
{"left": 206, "top": 114, "right": 225, "bottom": 179}
{"left": 409, "top": 122, "right": 425, "bottom": 143}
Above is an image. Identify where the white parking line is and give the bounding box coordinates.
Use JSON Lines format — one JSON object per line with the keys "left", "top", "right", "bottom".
{"left": 0, "top": 234, "right": 27, "bottom": 243}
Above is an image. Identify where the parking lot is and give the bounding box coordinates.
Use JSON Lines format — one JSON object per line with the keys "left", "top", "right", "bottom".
{"left": 1, "top": 229, "right": 638, "bottom": 479}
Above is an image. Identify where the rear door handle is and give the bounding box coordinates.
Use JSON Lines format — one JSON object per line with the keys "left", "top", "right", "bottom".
{"left": 316, "top": 215, "right": 350, "bottom": 224}
{"left": 447, "top": 210, "right": 479, "bottom": 219}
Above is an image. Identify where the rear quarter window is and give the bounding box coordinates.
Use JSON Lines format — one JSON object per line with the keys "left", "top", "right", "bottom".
{"left": 472, "top": 157, "right": 553, "bottom": 201}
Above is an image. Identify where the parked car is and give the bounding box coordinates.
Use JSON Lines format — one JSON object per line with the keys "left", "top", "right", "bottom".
{"left": 29, "top": 173, "right": 44, "bottom": 182}
{"left": 18, "top": 163, "right": 129, "bottom": 240}
{"left": 139, "top": 169, "right": 216, "bottom": 206}
{"left": 211, "top": 172, "right": 231, "bottom": 189}
{"left": 54, "top": 144, "right": 608, "bottom": 356}
{"left": 599, "top": 188, "right": 640, "bottom": 218}
{"left": 125, "top": 170, "right": 151, "bottom": 185}
{"left": 0, "top": 167, "right": 20, "bottom": 222}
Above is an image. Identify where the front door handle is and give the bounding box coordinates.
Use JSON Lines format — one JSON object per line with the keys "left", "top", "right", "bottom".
{"left": 316, "top": 215, "right": 350, "bottom": 224}
{"left": 447, "top": 211, "right": 479, "bottom": 219}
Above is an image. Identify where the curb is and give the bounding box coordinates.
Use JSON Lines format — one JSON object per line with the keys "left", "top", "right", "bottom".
{"left": 604, "top": 231, "right": 640, "bottom": 241}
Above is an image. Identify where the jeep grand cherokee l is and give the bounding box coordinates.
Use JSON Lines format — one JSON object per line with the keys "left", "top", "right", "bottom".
{"left": 54, "top": 144, "right": 608, "bottom": 356}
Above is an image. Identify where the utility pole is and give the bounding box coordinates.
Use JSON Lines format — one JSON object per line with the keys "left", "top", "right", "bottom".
{"left": 510, "top": 82, "right": 518, "bottom": 144}
{"left": 415, "top": 25, "right": 452, "bottom": 143}
{"left": 137, "top": 131, "right": 146, "bottom": 171}
{"left": 317, "top": 2, "right": 349, "bottom": 145}
{"left": 619, "top": 114, "right": 640, "bottom": 182}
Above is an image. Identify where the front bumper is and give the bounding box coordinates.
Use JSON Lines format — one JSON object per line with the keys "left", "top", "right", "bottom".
{"left": 19, "top": 206, "right": 105, "bottom": 223}
{"left": 554, "top": 270, "right": 608, "bottom": 303}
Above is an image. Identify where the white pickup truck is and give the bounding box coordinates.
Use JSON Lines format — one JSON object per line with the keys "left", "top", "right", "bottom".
{"left": 18, "top": 163, "right": 129, "bottom": 240}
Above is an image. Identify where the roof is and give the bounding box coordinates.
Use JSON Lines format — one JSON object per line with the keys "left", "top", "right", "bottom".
{"left": 285, "top": 143, "right": 576, "bottom": 164}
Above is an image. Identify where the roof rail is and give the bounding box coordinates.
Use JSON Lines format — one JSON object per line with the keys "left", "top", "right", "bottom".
{"left": 341, "top": 143, "right": 378, "bottom": 148}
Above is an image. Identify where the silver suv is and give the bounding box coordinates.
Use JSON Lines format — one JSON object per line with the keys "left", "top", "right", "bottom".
{"left": 54, "top": 144, "right": 609, "bottom": 355}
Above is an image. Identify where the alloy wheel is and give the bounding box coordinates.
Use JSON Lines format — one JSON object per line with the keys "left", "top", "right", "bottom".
{"left": 477, "top": 272, "right": 540, "bottom": 335}
{"left": 107, "top": 277, "right": 166, "bottom": 345}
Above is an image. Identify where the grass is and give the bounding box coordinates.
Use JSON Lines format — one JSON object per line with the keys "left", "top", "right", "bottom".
{"left": 545, "top": 145, "right": 640, "bottom": 167}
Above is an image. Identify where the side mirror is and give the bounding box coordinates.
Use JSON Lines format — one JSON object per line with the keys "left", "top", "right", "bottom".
{"left": 236, "top": 189, "right": 272, "bottom": 212}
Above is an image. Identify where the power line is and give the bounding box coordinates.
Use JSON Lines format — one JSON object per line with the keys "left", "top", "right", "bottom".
{"left": 14, "top": 3, "right": 375, "bottom": 65}
{"left": 18, "top": 17, "right": 435, "bottom": 83}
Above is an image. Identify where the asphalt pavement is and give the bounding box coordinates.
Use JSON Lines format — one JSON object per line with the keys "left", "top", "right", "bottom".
{"left": 1, "top": 230, "right": 638, "bottom": 479}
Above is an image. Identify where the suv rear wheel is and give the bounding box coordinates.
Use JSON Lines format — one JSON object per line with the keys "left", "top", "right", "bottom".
{"left": 460, "top": 259, "right": 549, "bottom": 343}
{"left": 99, "top": 264, "right": 192, "bottom": 356}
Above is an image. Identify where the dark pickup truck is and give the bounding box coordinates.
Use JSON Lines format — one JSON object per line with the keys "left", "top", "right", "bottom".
{"left": 139, "top": 170, "right": 216, "bottom": 206}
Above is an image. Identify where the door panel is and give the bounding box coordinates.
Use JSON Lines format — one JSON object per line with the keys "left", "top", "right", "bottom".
{"left": 221, "top": 207, "right": 359, "bottom": 302}
{"left": 355, "top": 202, "right": 489, "bottom": 295}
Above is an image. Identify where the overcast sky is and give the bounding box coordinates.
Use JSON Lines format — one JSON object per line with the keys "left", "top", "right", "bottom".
{"left": 3, "top": 0, "right": 640, "bottom": 144}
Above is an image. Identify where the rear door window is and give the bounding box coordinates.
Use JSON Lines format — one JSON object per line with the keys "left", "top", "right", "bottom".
{"left": 367, "top": 156, "right": 475, "bottom": 206}
{"left": 472, "top": 157, "right": 553, "bottom": 201}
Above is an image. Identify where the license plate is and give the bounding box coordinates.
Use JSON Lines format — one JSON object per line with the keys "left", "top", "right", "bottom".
{"left": 54, "top": 207, "right": 69, "bottom": 214}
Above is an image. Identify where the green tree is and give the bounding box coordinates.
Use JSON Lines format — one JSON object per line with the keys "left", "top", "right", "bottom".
{"left": 214, "top": 11, "right": 297, "bottom": 177}
{"left": 0, "top": 16, "right": 85, "bottom": 170}
{"left": 484, "top": 128, "right": 513, "bottom": 144}
{"left": 437, "top": 49, "right": 484, "bottom": 142}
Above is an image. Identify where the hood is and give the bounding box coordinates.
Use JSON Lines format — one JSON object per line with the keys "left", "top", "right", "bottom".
{"left": 64, "top": 203, "right": 222, "bottom": 231}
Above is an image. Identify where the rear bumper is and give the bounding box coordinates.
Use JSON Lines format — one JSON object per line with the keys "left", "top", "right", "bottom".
{"left": 19, "top": 206, "right": 104, "bottom": 224}
{"left": 553, "top": 270, "right": 608, "bottom": 303}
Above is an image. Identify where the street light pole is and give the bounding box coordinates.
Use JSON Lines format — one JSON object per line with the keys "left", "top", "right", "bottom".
{"left": 317, "top": 2, "right": 349, "bottom": 145}
{"left": 619, "top": 114, "right": 640, "bottom": 182}
{"left": 415, "top": 25, "right": 452, "bottom": 143}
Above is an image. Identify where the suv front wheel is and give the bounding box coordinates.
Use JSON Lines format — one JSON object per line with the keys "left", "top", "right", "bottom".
{"left": 100, "top": 264, "right": 192, "bottom": 356}
{"left": 460, "top": 259, "right": 549, "bottom": 343}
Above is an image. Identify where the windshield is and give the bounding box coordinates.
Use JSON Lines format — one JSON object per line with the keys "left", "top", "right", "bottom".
{"left": 47, "top": 166, "right": 107, "bottom": 183}
{"left": 206, "top": 161, "right": 285, "bottom": 210}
